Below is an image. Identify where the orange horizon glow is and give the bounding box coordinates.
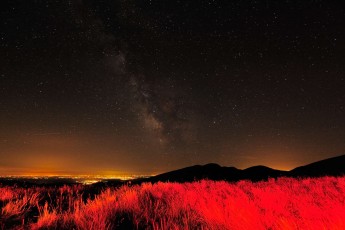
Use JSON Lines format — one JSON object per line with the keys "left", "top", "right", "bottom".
{"left": 0, "top": 167, "right": 158, "bottom": 180}
{"left": 2, "top": 131, "right": 345, "bottom": 179}
{"left": 0, "top": 162, "right": 295, "bottom": 179}
{"left": 0, "top": 172, "right": 154, "bottom": 180}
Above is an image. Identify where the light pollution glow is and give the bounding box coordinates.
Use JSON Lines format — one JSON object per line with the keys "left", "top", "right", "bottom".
{"left": 1, "top": 130, "right": 345, "bottom": 177}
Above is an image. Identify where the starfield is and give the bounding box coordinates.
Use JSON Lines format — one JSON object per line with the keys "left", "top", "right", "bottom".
{"left": 1, "top": 176, "right": 345, "bottom": 229}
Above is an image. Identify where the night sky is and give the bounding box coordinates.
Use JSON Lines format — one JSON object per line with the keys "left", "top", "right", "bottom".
{"left": 1, "top": 0, "right": 345, "bottom": 176}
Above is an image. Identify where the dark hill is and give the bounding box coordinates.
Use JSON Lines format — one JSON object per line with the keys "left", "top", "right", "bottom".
{"left": 290, "top": 154, "right": 345, "bottom": 177}
{"left": 137, "top": 163, "right": 241, "bottom": 183}
{"left": 134, "top": 164, "right": 286, "bottom": 184}
{"left": 242, "top": 165, "right": 287, "bottom": 181}
{"left": 133, "top": 154, "right": 345, "bottom": 184}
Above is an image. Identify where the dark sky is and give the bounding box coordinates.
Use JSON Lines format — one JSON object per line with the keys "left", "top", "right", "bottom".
{"left": 1, "top": 0, "right": 345, "bottom": 176}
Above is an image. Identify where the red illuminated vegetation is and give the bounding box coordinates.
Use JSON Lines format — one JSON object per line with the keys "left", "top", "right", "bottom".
{"left": 1, "top": 176, "right": 345, "bottom": 229}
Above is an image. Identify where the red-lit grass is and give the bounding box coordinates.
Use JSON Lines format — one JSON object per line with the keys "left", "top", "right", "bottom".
{"left": 1, "top": 176, "right": 345, "bottom": 229}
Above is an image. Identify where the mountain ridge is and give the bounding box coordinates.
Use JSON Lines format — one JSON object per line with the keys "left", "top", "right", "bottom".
{"left": 133, "top": 154, "right": 345, "bottom": 183}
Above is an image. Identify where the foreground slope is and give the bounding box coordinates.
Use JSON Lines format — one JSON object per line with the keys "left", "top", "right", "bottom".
{"left": 1, "top": 177, "right": 345, "bottom": 229}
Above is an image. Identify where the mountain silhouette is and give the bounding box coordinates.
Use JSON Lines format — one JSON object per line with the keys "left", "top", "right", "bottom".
{"left": 290, "top": 154, "right": 345, "bottom": 177}
{"left": 138, "top": 164, "right": 286, "bottom": 183}
{"left": 142, "top": 163, "right": 241, "bottom": 183}
{"left": 242, "top": 165, "right": 286, "bottom": 181}
{"left": 135, "top": 154, "right": 345, "bottom": 183}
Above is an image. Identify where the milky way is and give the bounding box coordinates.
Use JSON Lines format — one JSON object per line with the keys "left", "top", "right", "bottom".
{"left": 1, "top": 0, "right": 345, "bottom": 175}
